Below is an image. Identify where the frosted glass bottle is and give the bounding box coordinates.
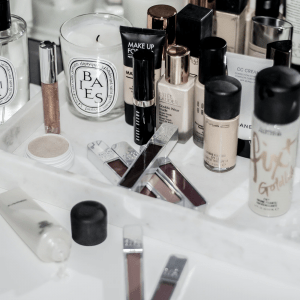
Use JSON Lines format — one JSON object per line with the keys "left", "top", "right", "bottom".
{"left": 0, "top": 189, "right": 72, "bottom": 262}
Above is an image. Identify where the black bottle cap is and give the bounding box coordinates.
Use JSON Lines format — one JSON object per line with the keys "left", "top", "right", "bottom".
{"left": 205, "top": 75, "right": 242, "bottom": 120}
{"left": 216, "top": 0, "right": 248, "bottom": 14}
{"left": 133, "top": 49, "right": 154, "bottom": 101}
{"left": 266, "top": 40, "right": 292, "bottom": 67}
{"left": 0, "top": 0, "right": 11, "bottom": 31}
{"left": 255, "top": 66, "right": 300, "bottom": 125}
{"left": 176, "top": 4, "right": 213, "bottom": 58}
{"left": 71, "top": 201, "right": 107, "bottom": 246}
{"left": 255, "top": 0, "right": 280, "bottom": 18}
{"left": 199, "top": 37, "right": 227, "bottom": 84}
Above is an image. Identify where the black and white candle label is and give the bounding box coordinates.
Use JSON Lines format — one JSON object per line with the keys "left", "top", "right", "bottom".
{"left": 69, "top": 58, "right": 118, "bottom": 117}
{"left": 0, "top": 58, "right": 17, "bottom": 107}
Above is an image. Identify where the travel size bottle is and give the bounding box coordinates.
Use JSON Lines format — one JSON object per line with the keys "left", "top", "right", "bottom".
{"left": 157, "top": 45, "right": 195, "bottom": 144}
{"left": 203, "top": 76, "right": 242, "bottom": 172}
{"left": 193, "top": 37, "right": 227, "bottom": 148}
{"left": 0, "top": 0, "right": 29, "bottom": 124}
{"left": 249, "top": 66, "right": 300, "bottom": 217}
{"left": 215, "top": 0, "right": 249, "bottom": 54}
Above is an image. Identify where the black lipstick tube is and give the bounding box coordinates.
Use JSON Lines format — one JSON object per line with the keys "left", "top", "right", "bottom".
{"left": 133, "top": 49, "right": 155, "bottom": 146}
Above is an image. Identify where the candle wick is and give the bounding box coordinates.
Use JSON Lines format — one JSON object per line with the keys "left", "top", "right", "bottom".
{"left": 96, "top": 35, "right": 100, "bottom": 42}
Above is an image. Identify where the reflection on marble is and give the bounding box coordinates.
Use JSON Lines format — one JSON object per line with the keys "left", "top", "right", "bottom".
{"left": 0, "top": 74, "right": 300, "bottom": 287}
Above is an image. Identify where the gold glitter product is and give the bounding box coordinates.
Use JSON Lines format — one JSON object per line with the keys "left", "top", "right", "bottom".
{"left": 39, "top": 41, "right": 60, "bottom": 134}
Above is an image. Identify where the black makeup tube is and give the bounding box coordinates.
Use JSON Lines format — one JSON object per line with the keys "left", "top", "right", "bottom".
{"left": 120, "top": 27, "right": 165, "bottom": 126}
{"left": 133, "top": 49, "right": 155, "bottom": 146}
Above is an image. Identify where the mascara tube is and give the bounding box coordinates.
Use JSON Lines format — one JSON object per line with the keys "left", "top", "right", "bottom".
{"left": 39, "top": 41, "right": 60, "bottom": 134}
{"left": 133, "top": 49, "right": 155, "bottom": 145}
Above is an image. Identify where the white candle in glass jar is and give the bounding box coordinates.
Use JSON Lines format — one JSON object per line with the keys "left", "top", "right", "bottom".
{"left": 60, "top": 14, "right": 132, "bottom": 121}
{"left": 123, "top": 0, "right": 187, "bottom": 28}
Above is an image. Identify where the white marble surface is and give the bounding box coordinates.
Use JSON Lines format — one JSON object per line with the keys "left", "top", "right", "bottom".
{"left": 0, "top": 187, "right": 300, "bottom": 300}
{"left": 0, "top": 75, "right": 300, "bottom": 287}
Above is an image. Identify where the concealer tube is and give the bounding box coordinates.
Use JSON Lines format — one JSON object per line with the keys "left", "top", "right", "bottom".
{"left": 39, "top": 41, "right": 60, "bottom": 134}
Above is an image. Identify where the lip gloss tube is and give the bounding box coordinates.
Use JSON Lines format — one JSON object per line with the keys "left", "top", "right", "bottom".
{"left": 133, "top": 49, "right": 156, "bottom": 145}
{"left": 39, "top": 41, "right": 60, "bottom": 134}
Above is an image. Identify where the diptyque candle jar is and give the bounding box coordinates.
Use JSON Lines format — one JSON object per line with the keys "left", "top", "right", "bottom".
{"left": 60, "top": 13, "right": 131, "bottom": 121}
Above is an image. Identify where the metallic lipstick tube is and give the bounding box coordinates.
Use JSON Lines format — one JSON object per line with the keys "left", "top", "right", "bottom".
{"left": 39, "top": 41, "right": 60, "bottom": 134}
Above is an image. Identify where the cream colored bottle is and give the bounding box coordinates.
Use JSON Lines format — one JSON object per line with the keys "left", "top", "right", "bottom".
{"left": 193, "top": 37, "right": 227, "bottom": 148}
{"left": 157, "top": 45, "right": 195, "bottom": 144}
{"left": 203, "top": 76, "right": 242, "bottom": 172}
{"left": 249, "top": 66, "right": 300, "bottom": 217}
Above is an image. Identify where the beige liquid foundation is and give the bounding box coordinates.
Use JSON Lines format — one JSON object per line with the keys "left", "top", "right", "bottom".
{"left": 203, "top": 76, "right": 242, "bottom": 172}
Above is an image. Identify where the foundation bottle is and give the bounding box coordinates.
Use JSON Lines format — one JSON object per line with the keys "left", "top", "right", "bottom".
{"left": 215, "top": 0, "right": 249, "bottom": 54}
{"left": 176, "top": 4, "right": 213, "bottom": 77}
{"left": 147, "top": 5, "right": 177, "bottom": 76}
{"left": 203, "top": 76, "right": 242, "bottom": 173}
{"left": 248, "top": 16, "right": 293, "bottom": 58}
{"left": 157, "top": 45, "right": 194, "bottom": 144}
{"left": 193, "top": 37, "right": 227, "bottom": 148}
{"left": 249, "top": 66, "right": 300, "bottom": 217}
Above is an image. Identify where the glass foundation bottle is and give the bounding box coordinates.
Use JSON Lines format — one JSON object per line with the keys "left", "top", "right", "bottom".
{"left": 203, "top": 76, "right": 242, "bottom": 172}
{"left": 157, "top": 45, "right": 195, "bottom": 144}
{"left": 248, "top": 16, "right": 293, "bottom": 58}
{"left": 249, "top": 66, "right": 300, "bottom": 217}
{"left": 215, "top": 0, "right": 249, "bottom": 54}
{"left": 0, "top": 0, "right": 29, "bottom": 124}
{"left": 193, "top": 37, "right": 226, "bottom": 148}
{"left": 176, "top": 4, "right": 213, "bottom": 77}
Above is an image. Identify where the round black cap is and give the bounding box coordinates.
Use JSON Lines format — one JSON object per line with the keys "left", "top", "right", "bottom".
{"left": 71, "top": 201, "right": 107, "bottom": 246}
{"left": 133, "top": 49, "right": 154, "bottom": 101}
{"left": 255, "top": 0, "right": 280, "bottom": 18}
{"left": 0, "top": 0, "right": 11, "bottom": 31}
{"left": 199, "top": 37, "right": 227, "bottom": 85}
{"left": 205, "top": 75, "right": 242, "bottom": 120}
{"left": 255, "top": 66, "right": 300, "bottom": 125}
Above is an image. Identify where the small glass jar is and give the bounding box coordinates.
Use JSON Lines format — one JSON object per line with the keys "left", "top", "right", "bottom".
{"left": 60, "top": 13, "right": 131, "bottom": 121}
{"left": 0, "top": 15, "right": 29, "bottom": 124}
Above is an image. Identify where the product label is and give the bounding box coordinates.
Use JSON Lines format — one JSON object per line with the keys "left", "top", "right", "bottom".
{"left": 0, "top": 57, "right": 17, "bottom": 107}
{"left": 69, "top": 58, "right": 118, "bottom": 117}
{"left": 193, "top": 84, "right": 205, "bottom": 146}
{"left": 204, "top": 115, "right": 239, "bottom": 170}
{"left": 249, "top": 118, "right": 299, "bottom": 216}
{"left": 190, "top": 57, "right": 199, "bottom": 77}
{"left": 286, "top": 0, "right": 300, "bottom": 65}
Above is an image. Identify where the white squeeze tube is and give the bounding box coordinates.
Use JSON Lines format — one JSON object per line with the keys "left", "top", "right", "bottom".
{"left": 0, "top": 189, "right": 72, "bottom": 263}
{"left": 226, "top": 52, "right": 273, "bottom": 141}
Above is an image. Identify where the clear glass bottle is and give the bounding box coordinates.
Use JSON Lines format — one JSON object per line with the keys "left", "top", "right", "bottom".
{"left": 0, "top": 0, "right": 29, "bottom": 124}
{"left": 203, "top": 76, "right": 242, "bottom": 172}
{"left": 0, "top": 188, "right": 72, "bottom": 262}
{"left": 193, "top": 37, "right": 227, "bottom": 148}
{"left": 249, "top": 66, "right": 300, "bottom": 217}
{"left": 157, "top": 45, "right": 194, "bottom": 144}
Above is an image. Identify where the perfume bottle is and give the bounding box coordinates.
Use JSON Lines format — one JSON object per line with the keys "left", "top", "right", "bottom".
{"left": 249, "top": 66, "right": 300, "bottom": 217}
{"left": 193, "top": 37, "right": 227, "bottom": 148}
{"left": 215, "top": 0, "right": 249, "bottom": 54}
{"left": 0, "top": 0, "right": 29, "bottom": 124}
{"left": 157, "top": 45, "right": 195, "bottom": 144}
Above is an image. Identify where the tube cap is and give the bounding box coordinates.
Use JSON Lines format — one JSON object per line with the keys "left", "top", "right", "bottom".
{"left": 255, "top": 66, "right": 300, "bottom": 125}
{"left": 205, "top": 75, "right": 242, "bottom": 120}
{"left": 176, "top": 4, "right": 213, "bottom": 58}
{"left": 251, "top": 17, "right": 293, "bottom": 49}
{"left": 0, "top": 0, "right": 11, "bottom": 31}
{"left": 255, "top": 0, "right": 280, "bottom": 18}
{"left": 39, "top": 41, "right": 57, "bottom": 84}
{"left": 266, "top": 40, "right": 292, "bottom": 67}
{"left": 133, "top": 50, "right": 154, "bottom": 101}
{"left": 188, "top": 0, "right": 216, "bottom": 10}
{"left": 199, "top": 37, "right": 227, "bottom": 84}
{"left": 71, "top": 201, "right": 107, "bottom": 246}
{"left": 147, "top": 5, "right": 177, "bottom": 60}
{"left": 166, "top": 45, "right": 190, "bottom": 85}
{"left": 216, "top": 0, "right": 248, "bottom": 14}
